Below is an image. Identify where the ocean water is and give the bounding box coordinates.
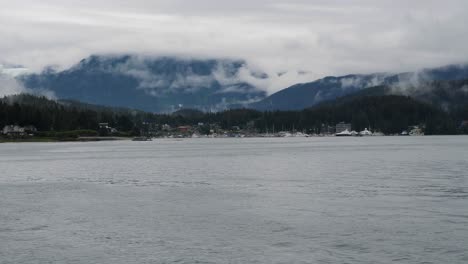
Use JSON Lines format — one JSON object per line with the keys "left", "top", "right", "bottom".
{"left": 0, "top": 137, "right": 467, "bottom": 264}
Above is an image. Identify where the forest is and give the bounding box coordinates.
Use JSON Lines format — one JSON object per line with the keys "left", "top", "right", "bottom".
{"left": 1, "top": 93, "right": 467, "bottom": 138}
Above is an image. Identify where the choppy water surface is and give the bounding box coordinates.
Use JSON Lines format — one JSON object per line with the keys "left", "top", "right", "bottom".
{"left": 1, "top": 137, "right": 467, "bottom": 263}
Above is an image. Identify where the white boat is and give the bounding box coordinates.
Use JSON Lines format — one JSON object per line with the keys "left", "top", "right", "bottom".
{"left": 336, "top": 129, "right": 352, "bottom": 137}
{"left": 359, "top": 128, "right": 373, "bottom": 136}
{"left": 294, "top": 132, "right": 309, "bottom": 137}
{"left": 278, "top": 131, "right": 293, "bottom": 137}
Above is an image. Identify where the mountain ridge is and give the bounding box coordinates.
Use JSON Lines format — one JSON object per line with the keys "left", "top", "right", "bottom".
{"left": 20, "top": 55, "right": 268, "bottom": 113}
{"left": 15, "top": 54, "right": 468, "bottom": 113}
{"left": 249, "top": 64, "right": 468, "bottom": 111}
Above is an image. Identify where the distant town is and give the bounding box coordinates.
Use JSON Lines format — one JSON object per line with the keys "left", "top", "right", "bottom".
{"left": 123, "top": 121, "right": 427, "bottom": 140}
{"left": 1, "top": 94, "right": 466, "bottom": 142}
{"left": 0, "top": 121, "right": 428, "bottom": 142}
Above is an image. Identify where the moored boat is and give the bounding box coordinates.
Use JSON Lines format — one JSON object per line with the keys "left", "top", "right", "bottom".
{"left": 359, "top": 128, "right": 373, "bottom": 136}
{"left": 336, "top": 129, "right": 352, "bottom": 137}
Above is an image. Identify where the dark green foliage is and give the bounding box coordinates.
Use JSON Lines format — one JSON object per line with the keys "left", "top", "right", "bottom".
{"left": 166, "top": 95, "right": 463, "bottom": 135}
{"left": 303, "top": 95, "right": 451, "bottom": 134}
{"left": 1, "top": 93, "right": 466, "bottom": 136}
{"left": 1, "top": 94, "right": 127, "bottom": 133}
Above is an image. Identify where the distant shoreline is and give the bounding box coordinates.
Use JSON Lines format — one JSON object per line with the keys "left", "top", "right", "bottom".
{"left": 2, "top": 134, "right": 467, "bottom": 144}
{"left": 0, "top": 137, "right": 130, "bottom": 143}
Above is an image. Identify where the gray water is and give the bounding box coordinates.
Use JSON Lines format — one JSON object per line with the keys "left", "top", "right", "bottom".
{"left": 1, "top": 137, "right": 467, "bottom": 264}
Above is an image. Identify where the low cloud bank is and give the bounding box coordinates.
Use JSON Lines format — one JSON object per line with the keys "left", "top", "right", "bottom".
{"left": 0, "top": 65, "right": 28, "bottom": 96}
{"left": 72, "top": 55, "right": 308, "bottom": 96}
{"left": 5, "top": 1, "right": 468, "bottom": 95}
{"left": 0, "top": 65, "right": 55, "bottom": 98}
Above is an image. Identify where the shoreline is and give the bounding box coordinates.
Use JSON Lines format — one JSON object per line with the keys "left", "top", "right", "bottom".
{"left": 2, "top": 134, "right": 466, "bottom": 143}
{"left": 0, "top": 136, "right": 131, "bottom": 143}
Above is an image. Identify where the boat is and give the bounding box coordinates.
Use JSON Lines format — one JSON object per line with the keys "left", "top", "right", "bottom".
{"left": 359, "top": 128, "right": 373, "bottom": 136}
{"left": 335, "top": 129, "right": 352, "bottom": 137}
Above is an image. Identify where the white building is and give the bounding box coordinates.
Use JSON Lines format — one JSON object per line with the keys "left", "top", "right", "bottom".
{"left": 2, "top": 125, "right": 25, "bottom": 135}
{"left": 2, "top": 125, "right": 37, "bottom": 136}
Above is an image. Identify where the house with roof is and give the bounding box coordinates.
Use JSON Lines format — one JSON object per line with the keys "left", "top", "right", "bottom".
{"left": 2, "top": 125, "right": 36, "bottom": 136}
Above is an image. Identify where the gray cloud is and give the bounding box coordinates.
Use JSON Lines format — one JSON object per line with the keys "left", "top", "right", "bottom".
{"left": 1, "top": 0, "right": 468, "bottom": 94}
{"left": 78, "top": 55, "right": 269, "bottom": 96}
{"left": 0, "top": 74, "right": 26, "bottom": 97}
{"left": 0, "top": 65, "right": 55, "bottom": 98}
{"left": 0, "top": 65, "right": 28, "bottom": 96}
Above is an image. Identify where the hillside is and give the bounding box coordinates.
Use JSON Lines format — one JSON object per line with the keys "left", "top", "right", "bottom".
{"left": 16, "top": 55, "right": 468, "bottom": 114}
{"left": 250, "top": 64, "right": 468, "bottom": 111}
{"left": 302, "top": 95, "right": 457, "bottom": 135}
{"left": 2, "top": 94, "right": 465, "bottom": 136}
{"left": 333, "top": 79, "right": 468, "bottom": 117}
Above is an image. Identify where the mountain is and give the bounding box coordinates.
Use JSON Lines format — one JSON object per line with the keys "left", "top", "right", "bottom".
{"left": 20, "top": 55, "right": 268, "bottom": 113}
{"left": 336, "top": 79, "right": 468, "bottom": 113}
{"left": 16, "top": 56, "right": 468, "bottom": 113}
{"left": 250, "top": 64, "right": 468, "bottom": 111}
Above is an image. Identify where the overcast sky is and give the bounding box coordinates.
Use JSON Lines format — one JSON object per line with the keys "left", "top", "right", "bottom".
{"left": 2, "top": 0, "right": 468, "bottom": 92}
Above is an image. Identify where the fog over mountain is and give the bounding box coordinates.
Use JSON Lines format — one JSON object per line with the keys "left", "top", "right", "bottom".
{"left": 2, "top": 0, "right": 468, "bottom": 95}
{"left": 0, "top": 64, "right": 28, "bottom": 96}
{"left": 250, "top": 63, "right": 468, "bottom": 111}
{"left": 20, "top": 55, "right": 268, "bottom": 112}
{"left": 15, "top": 52, "right": 468, "bottom": 113}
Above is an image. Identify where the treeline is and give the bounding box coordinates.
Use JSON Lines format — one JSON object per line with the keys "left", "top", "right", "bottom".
{"left": 190, "top": 95, "right": 461, "bottom": 135}
{"left": 1, "top": 94, "right": 466, "bottom": 135}
{"left": 1, "top": 94, "right": 141, "bottom": 134}
{"left": 0, "top": 94, "right": 205, "bottom": 135}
